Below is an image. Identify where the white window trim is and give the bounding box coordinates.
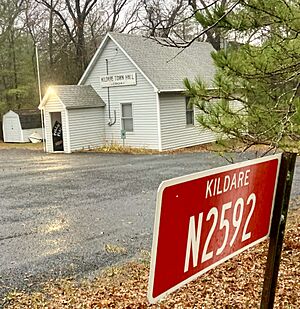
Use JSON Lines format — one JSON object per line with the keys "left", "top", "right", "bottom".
{"left": 185, "top": 97, "right": 195, "bottom": 126}
{"left": 120, "top": 102, "right": 134, "bottom": 133}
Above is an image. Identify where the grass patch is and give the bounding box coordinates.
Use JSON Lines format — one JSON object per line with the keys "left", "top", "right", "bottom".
{"left": 88, "top": 142, "right": 222, "bottom": 155}
{"left": 0, "top": 141, "right": 43, "bottom": 150}
{"left": 84, "top": 139, "right": 300, "bottom": 156}
{"left": 104, "top": 244, "right": 128, "bottom": 255}
{"left": 92, "top": 143, "right": 160, "bottom": 155}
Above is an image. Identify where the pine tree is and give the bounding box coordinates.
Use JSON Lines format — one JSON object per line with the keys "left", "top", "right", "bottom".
{"left": 185, "top": 0, "right": 300, "bottom": 152}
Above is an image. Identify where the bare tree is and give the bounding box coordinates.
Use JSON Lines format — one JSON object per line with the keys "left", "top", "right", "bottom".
{"left": 141, "top": 0, "right": 189, "bottom": 38}
{"left": 48, "top": 0, "right": 59, "bottom": 74}
{"left": 139, "top": 0, "right": 230, "bottom": 51}
{"left": 116, "top": 0, "right": 142, "bottom": 33}
{"left": 94, "top": 0, "right": 141, "bottom": 33}
{"left": 109, "top": 0, "right": 128, "bottom": 31}
{"left": 37, "top": 0, "right": 99, "bottom": 79}
{"left": 36, "top": 0, "right": 142, "bottom": 80}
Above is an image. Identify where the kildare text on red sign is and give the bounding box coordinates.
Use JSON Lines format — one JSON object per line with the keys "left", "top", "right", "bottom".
{"left": 148, "top": 154, "right": 281, "bottom": 303}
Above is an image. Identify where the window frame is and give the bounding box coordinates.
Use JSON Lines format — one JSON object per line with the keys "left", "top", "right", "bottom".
{"left": 185, "top": 97, "right": 194, "bottom": 126}
{"left": 120, "top": 102, "right": 133, "bottom": 132}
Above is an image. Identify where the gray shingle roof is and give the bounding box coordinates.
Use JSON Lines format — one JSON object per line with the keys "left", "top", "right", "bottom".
{"left": 109, "top": 32, "right": 216, "bottom": 91}
{"left": 51, "top": 85, "right": 105, "bottom": 109}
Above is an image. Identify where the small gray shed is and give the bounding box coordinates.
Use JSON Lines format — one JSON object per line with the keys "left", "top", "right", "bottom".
{"left": 39, "top": 85, "right": 105, "bottom": 153}
{"left": 2, "top": 110, "right": 42, "bottom": 143}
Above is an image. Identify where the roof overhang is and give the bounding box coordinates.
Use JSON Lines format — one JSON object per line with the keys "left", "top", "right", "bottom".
{"left": 38, "top": 86, "right": 57, "bottom": 110}
{"left": 66, "top": 105, "right": 105, "bottom": 110}
{"left": 158, "top": 89, "right": 185, "bottom": 93}
{"left": 39, "top": 85, "right": 106, "bottom": 110}
{"left": 157, "top": 87, "right": 217, "bottom": 94}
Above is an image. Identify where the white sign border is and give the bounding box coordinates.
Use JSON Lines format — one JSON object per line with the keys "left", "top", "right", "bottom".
{"left": 148, "top": 153, "right": 282, "bottom": 304}
{"left": 100, "top": 72, "right": 136, "bottom": 88}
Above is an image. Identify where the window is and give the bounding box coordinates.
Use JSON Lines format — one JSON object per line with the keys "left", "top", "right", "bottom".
{"left": 186, "top": 98, "right": 194, "bottom": 125}
{"left": 121, "top": 103, "right": 133, "bottom": 132}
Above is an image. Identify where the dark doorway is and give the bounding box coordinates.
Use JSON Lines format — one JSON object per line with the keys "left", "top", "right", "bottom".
{"left": 51, "top": 112, "right": 64, "bottom": 152}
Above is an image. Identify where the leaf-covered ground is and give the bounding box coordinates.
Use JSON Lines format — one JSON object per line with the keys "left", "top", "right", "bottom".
{"left": 2, "top": 208, "right": 299, "bottom": 308}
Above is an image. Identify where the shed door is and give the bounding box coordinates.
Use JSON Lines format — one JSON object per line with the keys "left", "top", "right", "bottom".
{"left": 50, "top": 112, "right": 64, "bottom": 151}
{"left": 3, "top": 115, "right": 22, "bottom": 142}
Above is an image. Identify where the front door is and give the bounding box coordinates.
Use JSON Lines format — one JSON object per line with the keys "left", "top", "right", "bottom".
{"left": 51, "top": 112, "right": 64, "bottom": 152}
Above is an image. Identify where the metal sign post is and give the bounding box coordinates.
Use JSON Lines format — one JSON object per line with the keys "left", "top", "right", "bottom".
{"left": 260, "top": 152, "right": 296, "bottom": 308}
{"left": 121, "top": 129, "right": 126, "bottom": 147}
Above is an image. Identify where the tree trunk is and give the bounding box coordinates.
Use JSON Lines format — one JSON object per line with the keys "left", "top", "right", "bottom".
{"left": 9, "top": 30, "right": 19, "bottom": 108}
{"left": 48, "top": 0, "right": 54, "bottom": 81}
{"left": 76, "top": 20, "right": 87, "bottom": 77}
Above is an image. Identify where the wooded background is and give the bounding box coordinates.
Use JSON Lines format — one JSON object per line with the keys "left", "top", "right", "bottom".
{"left": 0, "top": 0, "right": 224, "bottom": 115}
{"left": 1, "top": 0, "right": 298, "bottom": 150}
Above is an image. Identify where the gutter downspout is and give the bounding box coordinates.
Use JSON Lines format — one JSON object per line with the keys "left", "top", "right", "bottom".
{"left": 106, "top": 58, "right": 116, "bottom": 126}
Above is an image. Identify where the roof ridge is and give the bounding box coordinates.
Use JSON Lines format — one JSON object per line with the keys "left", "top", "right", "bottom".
{"left": 109, "top": 31, "right": 213, "bottom": 47}
{"left": 79, "top": 32, "right": 215, "bottom": 91}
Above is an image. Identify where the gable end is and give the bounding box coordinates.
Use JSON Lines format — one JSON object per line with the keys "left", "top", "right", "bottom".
{"left": 78, "top": 33, "right": 158, "bottom": 92}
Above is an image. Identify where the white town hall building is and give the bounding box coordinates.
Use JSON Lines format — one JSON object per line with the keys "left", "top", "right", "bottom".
{"left": 39, "top": 32, "right": 216, "bottom": 153}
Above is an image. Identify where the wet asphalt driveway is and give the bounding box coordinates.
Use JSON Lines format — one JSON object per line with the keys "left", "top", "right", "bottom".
{"left": 0, "top": 149, "right": 299, "bottom": 300}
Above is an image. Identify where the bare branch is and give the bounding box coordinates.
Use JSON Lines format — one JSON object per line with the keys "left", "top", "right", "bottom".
{"left": 148, "top": 0, "right": 240, "bottom": 63}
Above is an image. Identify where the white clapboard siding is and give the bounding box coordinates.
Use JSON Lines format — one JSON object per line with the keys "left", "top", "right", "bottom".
{"left": 159, "top": 93, "right": 215, "bottom": 150}
{"left": 68, "top": 108, "right": 105, "bottom": 151}
{"left": 82, "top": 39, "right": 159, "bottom": 149}
{"left": 43, "top": 95, "right": 70, "bottom": 153}
{"left": 2, "top": 111, "right": 23, "bottom": 142}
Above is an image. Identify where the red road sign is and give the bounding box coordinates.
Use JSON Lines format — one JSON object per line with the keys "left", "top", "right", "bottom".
{"left": 148, "top": 154, "right": 281, "bottom": 303}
